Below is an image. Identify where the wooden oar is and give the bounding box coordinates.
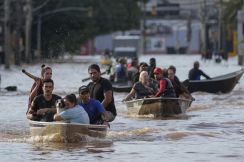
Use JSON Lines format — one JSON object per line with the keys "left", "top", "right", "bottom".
{"left": 22, "top": 69, "right": 40, "bottom": 81}
{"left": 82, "top": 71, "right": 107, "bottom": 82}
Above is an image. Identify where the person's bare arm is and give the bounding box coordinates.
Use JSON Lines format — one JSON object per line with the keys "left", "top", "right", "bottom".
{"left": 102, "top": 90, "right": 113, "bottom": 109}
{"left": 26, "top": 105, "right": 38, "bottom": 120}
{"left": 29, "top": 79, "right": 41, "bottom": 105}
{"left": 37, "top": 108, "right": 56, "bottom": 115}
{"left": 53, "top": 114, "right": 63, "bottom": 121}
{"left": 122, "top": 88, "right": 136, "bottom": 101}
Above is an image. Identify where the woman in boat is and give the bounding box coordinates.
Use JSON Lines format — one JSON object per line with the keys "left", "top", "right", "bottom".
{"left": 123, "top": 71, "right": 156, "bottom": 101}
{"left": 27, "top": 65, "right": 52, "bottom": 111}
{"left": 154, "top": 67, "right": 176, "bottom": 98}
{"left": 54, "top": 94, "right": 90, "bottom": 124}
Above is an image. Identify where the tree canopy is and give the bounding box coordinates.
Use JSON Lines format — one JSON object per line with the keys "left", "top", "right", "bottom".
{"left": 32, "top": 0, "right": 141, "bottom": 57}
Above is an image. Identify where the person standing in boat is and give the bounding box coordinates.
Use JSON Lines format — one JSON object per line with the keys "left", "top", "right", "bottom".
{"left": 27, "top": 79, "right": 61, "bottom": 122}
{"left": 54, "top": 94, "right": 90, "bottom": 124}
{"left": 27, "top": 65, "right": 52, "bottom": 113}
{"left": 77, "top": 85, "right": 110, "bottom": 124}
{"left": 188, "top": 61, "right": 211, "bottom": 80}
{"left": 154, "top": 67, "right": 176, "bottom": 98}
{"left": 148, "top": 57, "right": 156, "bottom": 79}
{"left": 123, "top": 71, "right": 156, "bottom": 101}
{"left": 87, "top": 64, "right": 117, "bottom": 122}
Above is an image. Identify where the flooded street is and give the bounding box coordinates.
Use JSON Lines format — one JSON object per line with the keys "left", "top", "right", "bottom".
{"left": 0, "top": 55, "right": 244, "bottom": 161}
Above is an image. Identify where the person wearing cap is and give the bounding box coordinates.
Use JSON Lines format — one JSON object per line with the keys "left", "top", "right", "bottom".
{"left": 27, "top": 79, "right": 61, "bottom": 122}
{"left": 154, "top": 67, "right": 176, "bottom": 98}
{"left": 188, "top": 61, "right": 211, "bottom": 80}
{"left": 87, "top": 64, "right": 117, "bottom": 122}
{"left": 78, "top": 85, "right": 110, "bottom": 124}
{"left": 123, "top": 71, "right": 156, "bottom": 101}
{"left": 54, "top": 94, "right": 90, "bottom": 124}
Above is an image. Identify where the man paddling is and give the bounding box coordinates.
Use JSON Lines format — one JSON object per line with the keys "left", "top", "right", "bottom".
{"left": 188, "top": 61, "right": 211, "bottom": 80}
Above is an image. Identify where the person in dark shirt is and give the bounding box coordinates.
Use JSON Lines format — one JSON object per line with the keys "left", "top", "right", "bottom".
{"left": 188, "top": 61, "right": 211, "bottom": 80}
{"left": 87, "top": 64, "right": 117, "bottom": 122}
{"left": 123, "top": 71, "right": 156, "bottom": 101}
{"left": 168, "top": 65, "right": 193, "bottom": 100}
{"left": 27, "top": 79, "right": 61, "bottom": 122}
{"left": 148, "top": 57, "right": 156, "bottom": 79}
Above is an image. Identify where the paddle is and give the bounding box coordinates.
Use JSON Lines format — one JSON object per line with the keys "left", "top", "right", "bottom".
{"left": 81, "top": 65, "right": 112, "bottom": 82}
{"left": 82, "top": 71, "right": 107, "bottom": 82}
{"left": 22, "top": 69, "right": 40, "bottom": 81}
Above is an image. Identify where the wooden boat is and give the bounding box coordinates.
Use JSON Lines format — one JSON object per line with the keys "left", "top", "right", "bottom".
{"left": 29, "top": 120, "right": 108, "bottom": 142}
{"left": 183, "top": 68, "right": 244, "bottom": 94}
{"left": 125, "top": 97, "right": 193, "bottom": 117}
{"left": 112, "top": 82, "right": 132, "bottom": 92}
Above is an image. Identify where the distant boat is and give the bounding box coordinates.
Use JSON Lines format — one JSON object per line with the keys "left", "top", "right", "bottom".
{"left": 29, "top": 120, "right": 108, "bottom": 143}
{"left": 112, "top": 82, "right": 132, "bottom": 92}
{"left": 183, "top": 68, "right": 244, "bottom": 94}
{"left": 125, "top": 97, "right": 193, "bottom": 117}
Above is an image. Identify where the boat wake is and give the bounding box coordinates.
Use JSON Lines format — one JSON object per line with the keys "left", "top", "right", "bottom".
{"left": 107, "top": 127, "right": 157, "bottom": 141}
{"left": 164, "top": 131, "right": 219, "bottom": 141}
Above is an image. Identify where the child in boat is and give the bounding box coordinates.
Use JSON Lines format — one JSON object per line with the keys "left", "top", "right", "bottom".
{"left": 54, "top": 94, "right": 90, "bottom": 124}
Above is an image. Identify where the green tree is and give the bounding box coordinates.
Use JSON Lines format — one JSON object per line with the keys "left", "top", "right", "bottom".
{"left": 32, "top": 0, "right": 141, "bottom": 58}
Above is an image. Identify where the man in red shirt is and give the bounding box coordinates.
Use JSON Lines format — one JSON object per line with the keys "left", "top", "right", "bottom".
{"left": 153, "top": 67, "right": 176, "bottom": 98}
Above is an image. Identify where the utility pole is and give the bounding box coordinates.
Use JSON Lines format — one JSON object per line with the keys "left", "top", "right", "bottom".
{"left": 25, "top": 0, "right": 32, "bottom": 63}
{"left": 4, "top": 0, "right": 11, "bottom": 69}
{"left": 141, "top": 0, "right": 146, "bottom": 54}
{"left": 200, "top": 0, "right": 207, "bottom": 57}
{"left": 14, "top": 1, "right": 24, "bottom": 66}
{"left": 218, "top": 0, "right": 223, "bottom": 55}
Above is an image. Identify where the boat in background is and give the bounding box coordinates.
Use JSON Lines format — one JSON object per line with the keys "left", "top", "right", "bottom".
{"left": 29, "top": 120, "right": 108, "bottom": 143}
{"left": 112, "top": 81, "right": 132, "bottom": 92}
{"left": 183, "top": 68, "right": 244, "bottom": 94}
{"left": 125, "top": 97, "right": 193, "bottom": 117}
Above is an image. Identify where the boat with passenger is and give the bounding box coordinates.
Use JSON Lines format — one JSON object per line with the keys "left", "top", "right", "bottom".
{"left": 125, "top": 97, "right": 193, "bottom": 118}
{"left": 183, "top": 68, "right": 244, "bottom": 94}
